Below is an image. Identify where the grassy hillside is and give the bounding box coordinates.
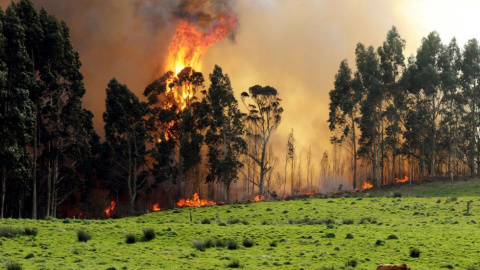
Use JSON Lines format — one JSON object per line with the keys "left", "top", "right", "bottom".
{"left": 1, "top": 179, "right": 480, "bottom": 270}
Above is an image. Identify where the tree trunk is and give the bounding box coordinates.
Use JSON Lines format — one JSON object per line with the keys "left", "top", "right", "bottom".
{"left": 46, "top": 153, "right": 51, "bottom": 217}
{"left": 32, "top": 104, "right": 38, "bottom": 219}
{"left": 431, "top": 94, "right": 436, "bottom": 178}
{"left": 1, "top": 164, "right": 6, "bottom": 219}
{"left": 352, "top": 119, "right": 357, "bottom": 190}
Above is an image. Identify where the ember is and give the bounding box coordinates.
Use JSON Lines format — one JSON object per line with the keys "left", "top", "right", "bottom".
{"left": 104, "top": 200, "right": 116, "bottom": 217}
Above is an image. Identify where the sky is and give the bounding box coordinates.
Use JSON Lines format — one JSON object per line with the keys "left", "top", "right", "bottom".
{"left": 2, "top": 0, "right": 480, "bottom": 176}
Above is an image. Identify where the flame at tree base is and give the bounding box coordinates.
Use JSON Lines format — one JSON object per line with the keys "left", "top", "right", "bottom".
{"left": 177, "top": 193, "right": 216, "bottom": 208}
{"left": 361, "top": 181, "right": 374, "bottom": 191}
{"left": 104, "top": 200, "right": 116, "bottom": 217}
{"left": 252, "top": 195, "right": 265, "bottom": 202}
{"left": 395, "top": 176, "right": 409, "bottom": 183}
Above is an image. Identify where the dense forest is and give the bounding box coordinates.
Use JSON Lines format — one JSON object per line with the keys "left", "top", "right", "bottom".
{"left": 0, "top": 0, "right": 283, "bottom": 219}
{"left": 1, "top": 1, "right": 480, "bottom": 220}
{"left": 329, "top": 26, "right": 480, "bottom": 190}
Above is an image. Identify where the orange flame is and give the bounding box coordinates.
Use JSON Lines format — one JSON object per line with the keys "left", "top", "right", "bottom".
{"left": 252, "top": 195, "right": 265, "bottom": 202}
{"left": 305, "top": 192, "right": 315, "bottom": 196}
{"left": 395, "top": 176, "right": 409, "bottom": 183}
{"left": 361, "top": 181, "right": 373, "bottom": 191}
{"left": 104, "top": 200, "right": 116, "bottom": 217}
{"left": 176, "top": 193, "right": 216, "bottom": 208}
{"left": 166, "top": 12, "right": 237, "bottom": 75}
{"left": 152, "top": 203, "right": 162, "bottom": 212}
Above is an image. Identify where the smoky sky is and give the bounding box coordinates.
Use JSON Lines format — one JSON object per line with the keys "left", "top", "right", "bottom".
{"left": 1, "top": 0, "right": 478, "bottom": 180}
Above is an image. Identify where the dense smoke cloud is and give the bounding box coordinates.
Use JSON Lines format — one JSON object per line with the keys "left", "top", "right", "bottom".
{"left": 1, "top": 0, "right": 479, "bottom": 191}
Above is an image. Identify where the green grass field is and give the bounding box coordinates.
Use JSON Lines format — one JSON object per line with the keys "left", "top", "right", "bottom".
{"left": 2, "top": 178, "right": 480, "bottom": 270}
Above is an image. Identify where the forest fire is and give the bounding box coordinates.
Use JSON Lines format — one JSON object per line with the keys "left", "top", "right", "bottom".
{"left": 176, "top": 193, "right": 216, "bottom": 208}
{"left": 152, "top": 203, "right": 162, "bottom": 212}
{"left": 252, "top": 195, "right": 265, "bottom": 202}
{"left": 361, "top": 181, "right": 374, "bottom": 191}
{"left": 104, "top": 200, "right": 116, "bottom": 217}
{"left": 395, "top": 176, "right": 409, "bottom": 183}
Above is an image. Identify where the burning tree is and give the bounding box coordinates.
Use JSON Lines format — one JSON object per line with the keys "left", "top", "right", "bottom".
{"left": 241, "top": 85, "right": 283, "bottom": 195}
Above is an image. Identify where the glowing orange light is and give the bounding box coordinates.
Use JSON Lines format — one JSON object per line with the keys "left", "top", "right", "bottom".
{"left": 306, "top": 192, "right": 315, "bottom": 196}
{"left": 104, "top": 200, "right": 116, "bottom": 217}
{"left": 395, "top": 176, "right": 409, "bottom": 183}
{"left": 176, "top": 193, "right": 216, "bottom": 208}
{"left": 152, "top": 203, "right": 162, "bottom": 212}
{"left": 252, "top": 195, "right": 265, "bottom": 202}
{"left": 361, "top": 181, "right": 373, "bottom": 191}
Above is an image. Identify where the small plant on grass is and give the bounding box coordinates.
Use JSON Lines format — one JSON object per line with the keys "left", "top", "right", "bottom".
{"left": 125, "top": 233, "right": 136, "bottom": 244}
{"left": 201, "top": 218, "right": 211, "bottom": 224}
{"left": 226, "top": 259, "right": 241, "bottom": 268}
{"left": 393, "top": 192, "right": 402, "bottom": 198}
{"left": 193, "top": 239, "right": 207, "bottom": 252}
{"left": 0, "top": 227, "right": 18, "bottom": 238}
{"left": 23, "top": 227, "right": 38, "bottom": 236}
{"left": 4, "top": 260, "right": 22, "bottom": 270}
{"left": 346, "top": 259, "right": 357, "bottom": 267}
{"left": 242, "top": 237, "right": 254, "bottom": 247}
{"left": 142, "top": 228, "right": 155, "bottom": 241}
{"left": 76, "top": 228, "right": 91, "bottom": 242}
{"left": 269, "top": 241, "right": 278, "bottom": 247}
{"left": 346, "top": 233, "right": 354, "bottom": 239}
{"left": 24, "top": 253, "right": 34, "bottom": 259}
{"left": 410, "top": 247, "right": 421, "bottom": 258}
{"left": 342, "top": 219, "right": 354, "bottom": 225}
{"left": 324, "top": 233, "right": 336, "bottom": 238}
{"left": 375, "top": 239, "right": 385, "bottom": 246}
{"left": 387, "top": 234, "right": 398, "bottom": 240}
{"left": 227, "top": 239, "right": 239, "bottom": 250}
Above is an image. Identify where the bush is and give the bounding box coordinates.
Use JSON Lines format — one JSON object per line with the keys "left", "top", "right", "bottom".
{"left": 142, "top": 228, "right": 155, "bottom": 241}
{"left": 213, "top": 238, "right": 226, "bottom": 248}
{"left": 410, "top": 247, "right": 420, "bottom": 258}
{"left": 324, "top": 233, "right": 336, "bottom": 238}
{"left": 387, "top": 234, "right": 398, "bottom": 240}
{"left": 359, "top": 217, "right": 377, "bottom": 224}
{"left": 125, "top": 233, "right": 136, "bottom": 244}
{"left": 193, "top": 239, "right": 206, "bottom": 252}
{"left": 0, "top": 227, "right": 19, "bottom": 238}
{"left": 346, "top": 259, "right": 358, "bottom": 267}
{"left": 226, "top": 259, "right": 241, "bottom": 268}
{"left": 346, "top": 233, "right": 354, "bottom": 239}
{"left": 4, "top": 260, "right": 22, "bottom": 270}
{"left": 342, "top": 219, "right": 354, "bottom": 225}
{"left": 269, "top": 241, "right": 277, "bottom": 247}
{"left": 227, "top": 239, "right": 239, "bottom": 250}
{"left": 242, "top": 237, "right": 254, "bottom": 247}
{"left": 375, "top": 239, "right": 386, "bottom": 246}
{"left": 393, "top": 192, "right": 402, "bottom": 198}
{"left": 24, "top": 253, "right": 35, "bottom": 259}
{"left": 201, "top": 218, "right": 211, "bottom": 224}
{"left": 63, "top": 218, "right": 72, "bottom": 224}
{"left": 77, "top": 228, "right": 91, "bottom": 242}
{"left": 23, "top": 227, "right": 38, "bottom": 236}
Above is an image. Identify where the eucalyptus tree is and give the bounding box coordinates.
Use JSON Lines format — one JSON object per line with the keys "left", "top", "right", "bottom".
{"left": 241, "top": 85, "right": 283, "bottom": 195}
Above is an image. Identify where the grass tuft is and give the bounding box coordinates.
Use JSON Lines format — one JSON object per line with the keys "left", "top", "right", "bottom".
{"left": 125, "top": 233, "right": 136, "bottom": 244}
{"left": 4, "top": 260, "right": 22, "bottom": 270}
{"left": 193, "top": 239, "right": 206, "bottom": 252}
{"left": 227, "top": 239, "right": 239, "bottom": 250}
{"left": 142, "top": 228, "right": 155, "bottom": 241}
{"left": 226, "top": 259, "right": 241, "bottom": 268}
{"left": 410, "top": 247, "right": 421, "bottom": 258}
{"left": 242, "top": 237, "right": 254, "bottom": 247}
{"left": 76, "top": 228, "right": 91, "bottom": 242}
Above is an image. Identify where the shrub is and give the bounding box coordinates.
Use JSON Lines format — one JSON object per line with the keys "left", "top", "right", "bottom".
{"left": 76, "top": 228, "right": 91, "bottom": 242}
{"left": 346, "top": 233, "right": 354, "bottom": 239}
{"left": 226, "top": 259, "right": 241, "bottom": 268}
{"left": 269, "top": 241, "right": 277, "bottom": 247}
{"left": 346, "top": 259, "right": 358, "bottom": 267}
{"left": 387, "top": 234, "right": 398, "bottom": 240}
{"left": 324, "top": 233, "right": 336, "bottom": 238}
{"left": 193, "top": 239, "right": 206, "bottom": 252}
{"left": 24, "top": 253, "right": 35, "bottom": 259}
{"left": 375, "top": 239, "right": 386, "bottom": 246}
{"left": 410, "top": 247, "right": 420, "bottom": 258}
{"left": 23, "top": 227, "right": 38, "bottom": 236}
{"left": 242, "top": 237, "right": 254, "bottom": 247}
{"left": 342, "top": 219, "right": 354, "bottom": 225}
{"left": 0, "top": 227, "right": 19, "bottom": 238}
{"left": 4, "top": 260, "right": 22, "bottom": 270}
{"left": 125, "top": 233, "right": 136, "bottom": 244}
{"left": 63, "top": 218, "right": 72, "bottom": 224}
{"left": 106, "top": 267, "right": 118, "bottom": 270}
{"left": 393, "top": 192, "right": 402, "bottom": 198}
{"left": 142, "top": 228, "right": 155, "bottom": 241}
{"left": 446, "top": 196, "right": 457, "bottom": 203}
{"left": 227, "top": 219, "right": 241, "bottom": 224}
{"left": 201, "top": 218, "right": 211, "bottom": 224}
{"left": 227, "top": 239, "right": 239, "bottom": 250}
{"left": 213, "top": 238, "right": 226, "bottom": 248}
{"left": 359, "top": 217, "right": 377, "bottom": 224}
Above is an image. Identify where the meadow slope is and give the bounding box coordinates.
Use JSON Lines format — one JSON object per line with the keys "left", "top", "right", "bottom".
{"left": 1, "top": 178, "right": 480, "bottom": 270}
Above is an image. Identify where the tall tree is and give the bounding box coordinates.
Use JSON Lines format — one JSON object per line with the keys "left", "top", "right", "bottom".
{"left": 104, "top": 78, "right": 148, "bottom": 214}
{"left": 205, "top": 65, "right": 246, "bottom": 202}
{"left": 328, "top": 59, "right": 361, "bottom": 189}
{"left": 241, "top": 85, "right": 283, "bottom": 195}
{"left": 0, "top": 6, "right": 34, "bottom": 218}
{"left": 378, "top": 26, "right": 406, "bottom": 182}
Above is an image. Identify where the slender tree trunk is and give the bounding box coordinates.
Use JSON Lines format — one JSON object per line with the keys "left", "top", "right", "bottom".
{"left": 431, "top": 94, "right": 436, "bottom": 178}
{"left": 1, "top": 164, "right": 6, "bottom": 219}
{"left": 353, "top": 121, "right": 357, "bottom": 190}
{"left": 46, "top": 150, "right": 51, "bottom": 217}
{"left": 283, "top": 154, "right": 287, "bottom": 198}
{"left": 32, "top": 104, "right": 38, "bottom": 219}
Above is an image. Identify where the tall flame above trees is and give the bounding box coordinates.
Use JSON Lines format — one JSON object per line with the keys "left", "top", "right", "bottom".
{"left": 241, "top": 85, "right": 283, "bottom": 195}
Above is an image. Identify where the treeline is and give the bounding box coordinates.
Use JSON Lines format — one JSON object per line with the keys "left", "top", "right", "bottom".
{"left": 0, "top": 0, "right": 284, "bottom": 219}
{"left": 329, "top": 26, "right": 480, "bottom": 189}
